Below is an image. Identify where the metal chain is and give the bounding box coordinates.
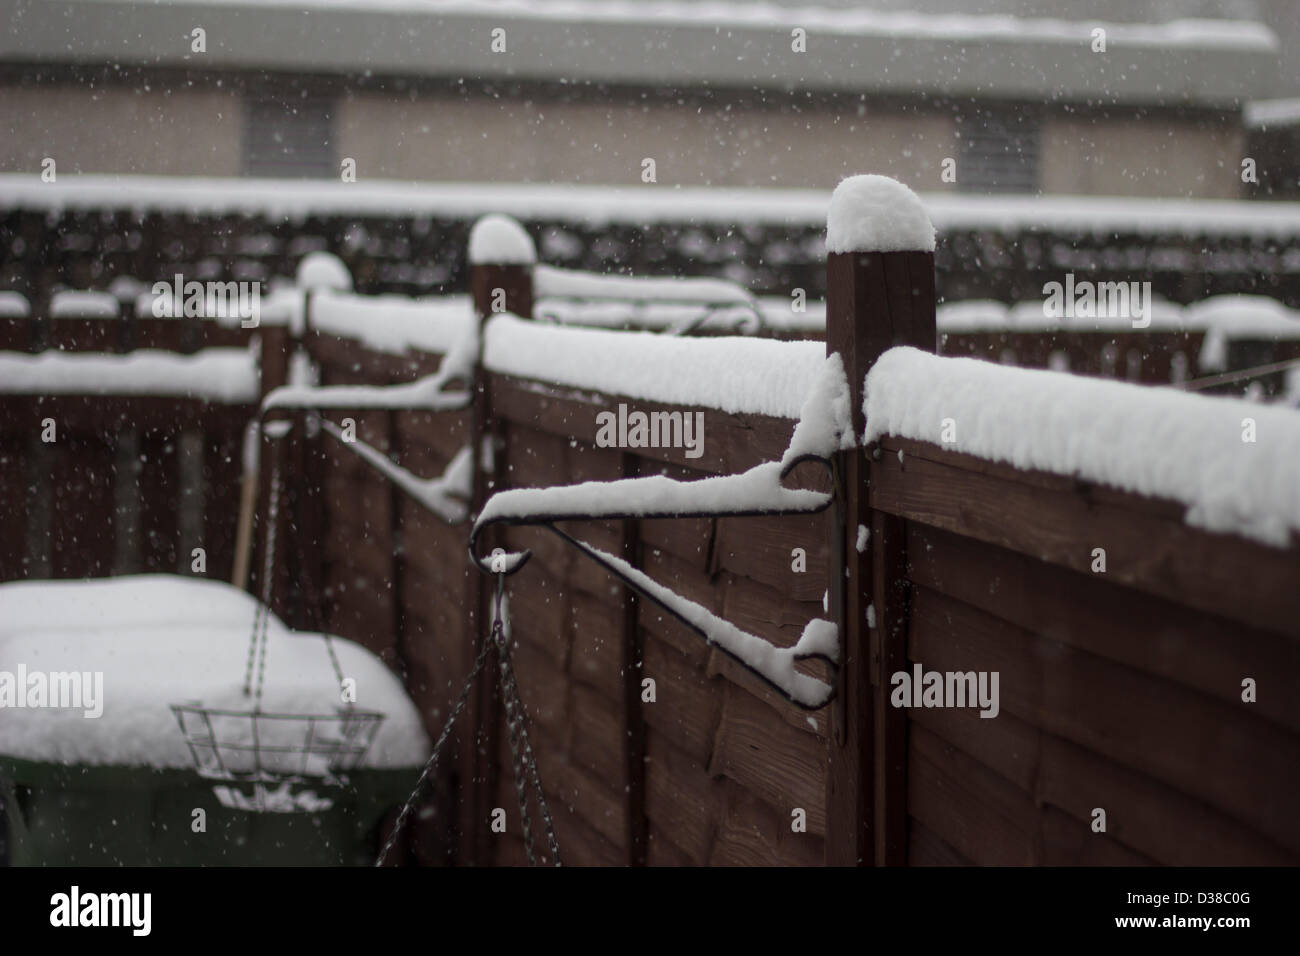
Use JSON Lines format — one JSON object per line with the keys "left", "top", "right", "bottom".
{"left": 242, "top": 449, "right": 282, "bottom": 702}
{"left": 494, "top": 616, "right": 538, "bottom": 865}
{"left": 374, "top": 629, "right": 495, "bottom": 866}
{"left": 252, "top": 453, "right": 282, "bottom": 708}
{"left": 496, "top": 628, "right": 561, "bottom": 866}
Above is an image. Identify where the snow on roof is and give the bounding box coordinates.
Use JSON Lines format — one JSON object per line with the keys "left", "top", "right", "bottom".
{"left": 1245, "top": 98, "right": 1300, "bottom": 129}
{"left": 6, "top": 175, "right": 1300, "bottom": 240}
{"left": 3, "top": 1, "right": 1276, "bottom": 104}
{"left": 863, "top": 347, "right": 1300, "bottom": 547}
{"left": 0, "top": 575, "right": 430, "bottom": 769}
{"left": 483, "top": 314, "right": 825, "bottom": 419}
{"left": 467, "top": 214, "right": 537, "bottom": 266}
{"left": 0, "top": 349, "right": 259, "bottom": 402}
{"left": 826, "top": 175, "right": 936, "bottom": 254}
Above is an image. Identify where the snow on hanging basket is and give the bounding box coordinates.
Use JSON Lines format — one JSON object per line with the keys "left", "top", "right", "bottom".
{"left": 169, "top": 422, "right": 386, "bottom": 813}
{"left": 169, "top": 703, "right": 385, "bottom": 812}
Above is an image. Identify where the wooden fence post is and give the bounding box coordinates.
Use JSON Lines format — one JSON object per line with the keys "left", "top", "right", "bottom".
{"left": 466, "top": 214, "right": 535, "bottom": 865}
{"left": 254, "top": 318, "right": 294, "bottom": 621}
{"left": 824, "top": 176, "right": 937, "bottom": 867}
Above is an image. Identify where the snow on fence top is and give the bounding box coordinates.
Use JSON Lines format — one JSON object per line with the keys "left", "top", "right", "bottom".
{"left": 534, "top": 264, "right": 754, "bottom": 305}
{"left": 0, "top": 576, "right": 430, "bottom": 768}
{"left": 467, "top": 213, "right": 537, "bottom": 266}
{"left": 0, "top": 349, "right": 258, "bottom": 402}
{"left": 483, "top": 314, "right": 825, "bottom": 419}
{"left": 0, "top": 291, "right": 30, "bottom": 318}
{"left": 863, "top": 347, "right": 1300, "bottom": 548}
{"left": 826, "top": 175, "right": 935, "bottom": 254}
{"left": 309, "top": 290, "right": 477, "bottom": 356}
{"left": 7, "top": 175, "right": 1300, "bottom": 240}
{"left": 49, "top": 290, "right": 120, "bottom": 319}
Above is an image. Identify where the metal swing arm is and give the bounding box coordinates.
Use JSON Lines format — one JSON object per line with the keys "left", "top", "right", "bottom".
{"left": 467, "top": 451, "right": 842, "bottom": 710}
{"left": 255, "top": 371, "right": 477, "bottom": 527}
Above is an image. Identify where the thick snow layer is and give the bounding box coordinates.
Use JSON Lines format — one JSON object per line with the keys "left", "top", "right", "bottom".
{"left": 310, "top": 291, "right": 476, "bottom": 355}
{"left": 782, "top": 353, "right": 854, "bottom": 466}
{"left": 49, "top": 290, "right": 119, "bottom": 319}
{"left": 296, "top": 251, "right": 353, "bottom": 292}
{"left": 0, "top": 291, "right": 30, "bottom": 318}
{"left": 0, "top": 576, "right": 430, "bottom": 768}
{"left": 8, "top": 176, "right": 1300, "bottom": 240}
{"left": 266, "top": 297, "right": 478, "bottom": 412}
{"left": 467, "top": 214, "right": 536, "bottom": 266}
{"left": 0, "top": 348, "right": 258, "bottom": 402}
{"left": 483, "top": 315, "right": 825, "bottom": 419}
{"left": 863, "top": 348, "right": 1300, "bottom": 547}
{"left": 826, "top": 175, "right": 935, "bottom": 254}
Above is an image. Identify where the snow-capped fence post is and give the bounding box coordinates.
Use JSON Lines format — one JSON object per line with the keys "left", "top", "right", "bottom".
{"left": 465, "top": 214, "right": 535, "bottom": 863}
{"left": 823, "top": 175, "right": 936, "bottom": 866}
{"left": 289, "top": 254, "right": 352, "bottom": 632}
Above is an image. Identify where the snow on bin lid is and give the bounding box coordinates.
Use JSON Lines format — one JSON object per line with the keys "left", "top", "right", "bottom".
{"left": 0, "top": 575, "right": 431, "bottom": 769}
{"left": 826, "top": 175, "right": 935, "bottom": 254}
{"left": 467, "top": 213, "right": 537, "bottom": 266}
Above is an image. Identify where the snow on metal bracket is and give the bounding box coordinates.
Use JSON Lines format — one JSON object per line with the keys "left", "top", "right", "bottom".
{"left": 468, "top": 354, "right": 854, "bottom": 710}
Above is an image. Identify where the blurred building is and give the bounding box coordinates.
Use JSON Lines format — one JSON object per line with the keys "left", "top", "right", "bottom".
{"left": 0, "top": 0, "right": 1288, "bottom": 199}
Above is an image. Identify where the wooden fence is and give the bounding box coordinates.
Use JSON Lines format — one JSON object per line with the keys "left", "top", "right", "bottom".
{"left": 2, "top": 190, "right": 1297, "bottom": 866}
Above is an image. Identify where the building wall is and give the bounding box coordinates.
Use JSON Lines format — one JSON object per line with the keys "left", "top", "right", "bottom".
{"left": 1040, "top": 115, "right": 1246, "bottom": 199}
{"left": 333, "top": 90, "right": 957, "bottom": 192}
{"left": 0, "top": 80, "right": 1249, "bottom": 199}
{"left": 0, "top": 84, "right": 243, "bottom": 177}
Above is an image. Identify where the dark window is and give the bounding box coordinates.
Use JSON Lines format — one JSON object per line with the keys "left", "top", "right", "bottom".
{"left": 243, "top": 96, "right": 337, "bottom": 178}
{"left": 958, "top": 110, "right": 1040, "bottom": 194}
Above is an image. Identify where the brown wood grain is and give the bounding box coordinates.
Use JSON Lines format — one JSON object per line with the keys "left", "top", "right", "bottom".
{"left": 909, "top": 584, "right": 1300, "bottom": 853}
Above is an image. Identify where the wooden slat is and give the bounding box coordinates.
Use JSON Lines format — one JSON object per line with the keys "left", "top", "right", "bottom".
{"left": 490, "top": 373, "right": 794, "bottom": 476}
{"left": 907, "top": 523, "right": 1300, "bottom": 736}
{"left": 871, "top": 438, "right": 1300, "bottom": 636}
{"left": 0, "top": 434, "right": 29, "bottom": 579}
{"left": 707, "top": 681, "right": 826, "bottom": 836}
{"left": 912, "top": 700, "right": 1298, "bottom": 865}
{"left": 644, "top": 730, "right": 721, "bottom": 864}
{"left": 708, "top": 779, "right": 824, "bottom": 867}
{"left": 49, "top": 430, "right": 115, "bottom": 578}
{"left": 909, "top": 584, "right": 1300, "bottom": 852}
{"left": 909, "top": 723, "right": 1154, "bottom": 865}
{"left": 640, "top": 632, "right": 722, "bottom": 764}
{"left": 138, "top": 426, "right": 179, "bottom": 573}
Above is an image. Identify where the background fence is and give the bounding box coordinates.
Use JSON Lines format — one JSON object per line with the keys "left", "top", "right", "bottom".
{"left": 1, "top": 195, "right": 1297, "bottom": 866}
